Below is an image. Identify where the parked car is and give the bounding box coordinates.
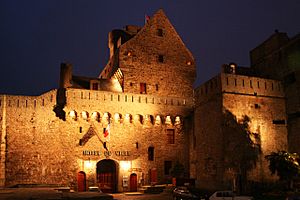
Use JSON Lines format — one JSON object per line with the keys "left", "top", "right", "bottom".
{"left": 209, "top": 191, "right": 253, "bottom": 200}
{"left": 286, "top": 194, "right": 300, "bottom": 200}
{"left": 173, "top": 186, "right": 203, "bottom": 200}
{"left": 88, "top": 186, "right": 102, "bottom": 192}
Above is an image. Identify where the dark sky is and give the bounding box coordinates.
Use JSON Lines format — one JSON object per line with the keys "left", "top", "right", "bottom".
{"left": 0, "top": 0, "right": 299, "bottom": 95}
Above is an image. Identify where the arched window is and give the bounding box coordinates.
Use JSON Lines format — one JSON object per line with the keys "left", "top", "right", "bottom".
{"left": 148, "top": 147, "right": 154, "bottom": 161}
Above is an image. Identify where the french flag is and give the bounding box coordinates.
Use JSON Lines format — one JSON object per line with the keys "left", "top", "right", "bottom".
{"left": 104, "top": 124, "right": 110, "bottom": 138}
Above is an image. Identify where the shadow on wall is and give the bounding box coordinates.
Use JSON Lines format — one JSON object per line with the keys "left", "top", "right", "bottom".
{"left": 222, "top": 109, "right": 261, "bottom": 194}
{"left": 53, "top": 88, "right": 66, "bottom": 121}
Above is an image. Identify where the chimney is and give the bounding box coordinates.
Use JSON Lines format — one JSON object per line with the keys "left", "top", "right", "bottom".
{"left": 59, "top": 62, "right": 72, "bottom": 88}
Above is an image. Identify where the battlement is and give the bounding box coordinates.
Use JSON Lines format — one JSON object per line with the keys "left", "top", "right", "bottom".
{"left": 0, "top": 90, "right": 57, "bottom": 109}
{"left": 66, "top": 88, "right": 193, "bottom": 107}
{"left": 221, "top": 73, "right": 284, "bottom": 97}
{"left": 195, "top": 73, "right": 285, "bottom": 105}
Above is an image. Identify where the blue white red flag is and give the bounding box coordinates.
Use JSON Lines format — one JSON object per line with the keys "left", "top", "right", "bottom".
{"left": 104, "top": 123, "right": 110, "bottom": 138}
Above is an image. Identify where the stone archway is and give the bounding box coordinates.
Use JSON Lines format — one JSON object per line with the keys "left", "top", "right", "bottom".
{"left": 96, "top": 159, "right": 117, "bottom": 193}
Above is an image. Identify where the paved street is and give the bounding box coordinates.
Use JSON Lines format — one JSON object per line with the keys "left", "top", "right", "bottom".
{"left": 0, "top": 188, "right": 174, "bottom": 200}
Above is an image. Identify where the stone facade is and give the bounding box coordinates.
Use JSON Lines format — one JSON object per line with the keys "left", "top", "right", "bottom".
{"left": 0, "top": 9, "right": 297, "bottom": 193}
{"left": 192, "top": 71, "right": 288, "bottom": 191}
{"left": 0, "top": 9, "right": 194, "bottom": 192}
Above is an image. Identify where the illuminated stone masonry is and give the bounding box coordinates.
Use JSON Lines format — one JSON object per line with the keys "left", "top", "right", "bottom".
{"left": 0, "top": 9, "right": 298, "bottom": 193}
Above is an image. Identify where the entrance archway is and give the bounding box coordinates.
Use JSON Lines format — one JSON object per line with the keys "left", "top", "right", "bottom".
{"left": 130, "top": 173, "right": 137, "bottom": 192}
{"left": 96, "top": 159, "right": 117, "bottom": 193}
{"left": 77, "top": 171, "right": 86, "bottom": 192}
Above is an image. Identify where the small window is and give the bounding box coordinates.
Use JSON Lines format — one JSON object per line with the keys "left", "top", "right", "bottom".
{"left": 164, "top": 161, "right": 172, "bottom": 175}
{"left": 254, "top": 104, "right": 259, "bottom": 109}
{"left": 242, "top": 79, "right": 245, "bottom": 87}
{"left": 130, "top": 82, "right": 133, "bottom": 86}
{"left": 158, "top": 55, "right": 164, "bottom": 63}
{"left": 250, "top": 80, "right": 253, "bottom": 88}
{"left": 167, "top": 129, "right": 175, "bottom": 144}
{"left": 257, "top": 81, "right": 260, "bottom": 88}
{"left": 79, "top": 139, "right": 83, "bottom": 146}
{"left": 140, "top": 83, "right": 147, "bottom": 94}
{"left": 265, "top": 82, "right": 267, "bottom": 89}
{"left": 79, "top": 127, "right": 82, "bottom": 133}
{"left": 92, "top": 83, "right": 98, "bottom": 90}
{"left": 157, "top": 28, "right": 163, "bottom": 37}
{"left": 155, "top": 84, "right": 159, "bottom": 91}
{"left": 273, "top": 120, "right": 285, "bottom": 125}
{"left": 148, "top": 147, "right": 154, "bottom": 161}
{"left": 271, "top": 83, "right": 274, "bottom": 90}
{"left": 226, "top": 77, "right": 229, "bottom": 85}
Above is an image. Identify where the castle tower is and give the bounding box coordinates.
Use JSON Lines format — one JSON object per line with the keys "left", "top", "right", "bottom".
{"left": 99, "top": 9, "right": 196, "bottom": 98}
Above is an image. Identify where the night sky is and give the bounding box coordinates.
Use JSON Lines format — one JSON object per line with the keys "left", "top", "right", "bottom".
{"left": 1, "top": 0, "right": 299, "bottom": 96}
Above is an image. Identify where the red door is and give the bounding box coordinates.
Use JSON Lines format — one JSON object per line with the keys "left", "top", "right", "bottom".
{"left": 130, "top": 173, "right": 137, "bottom": 192}
{"left": 77, "top": 171, "right": 86, "bottom": 192}
{"left": 150, "top": 168, "right": 157, "bottom": 184}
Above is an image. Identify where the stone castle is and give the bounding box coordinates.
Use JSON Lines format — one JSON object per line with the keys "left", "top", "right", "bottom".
{"left": 0, "top": 9, "right": 299, "bottom": 192}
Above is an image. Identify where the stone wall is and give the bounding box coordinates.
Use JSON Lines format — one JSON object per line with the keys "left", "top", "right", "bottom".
{"left": 193, "top": 73, "right": 288, "bottom": 191}
{"left": 1, "top": 88, "right": 193, "bottom": 190}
